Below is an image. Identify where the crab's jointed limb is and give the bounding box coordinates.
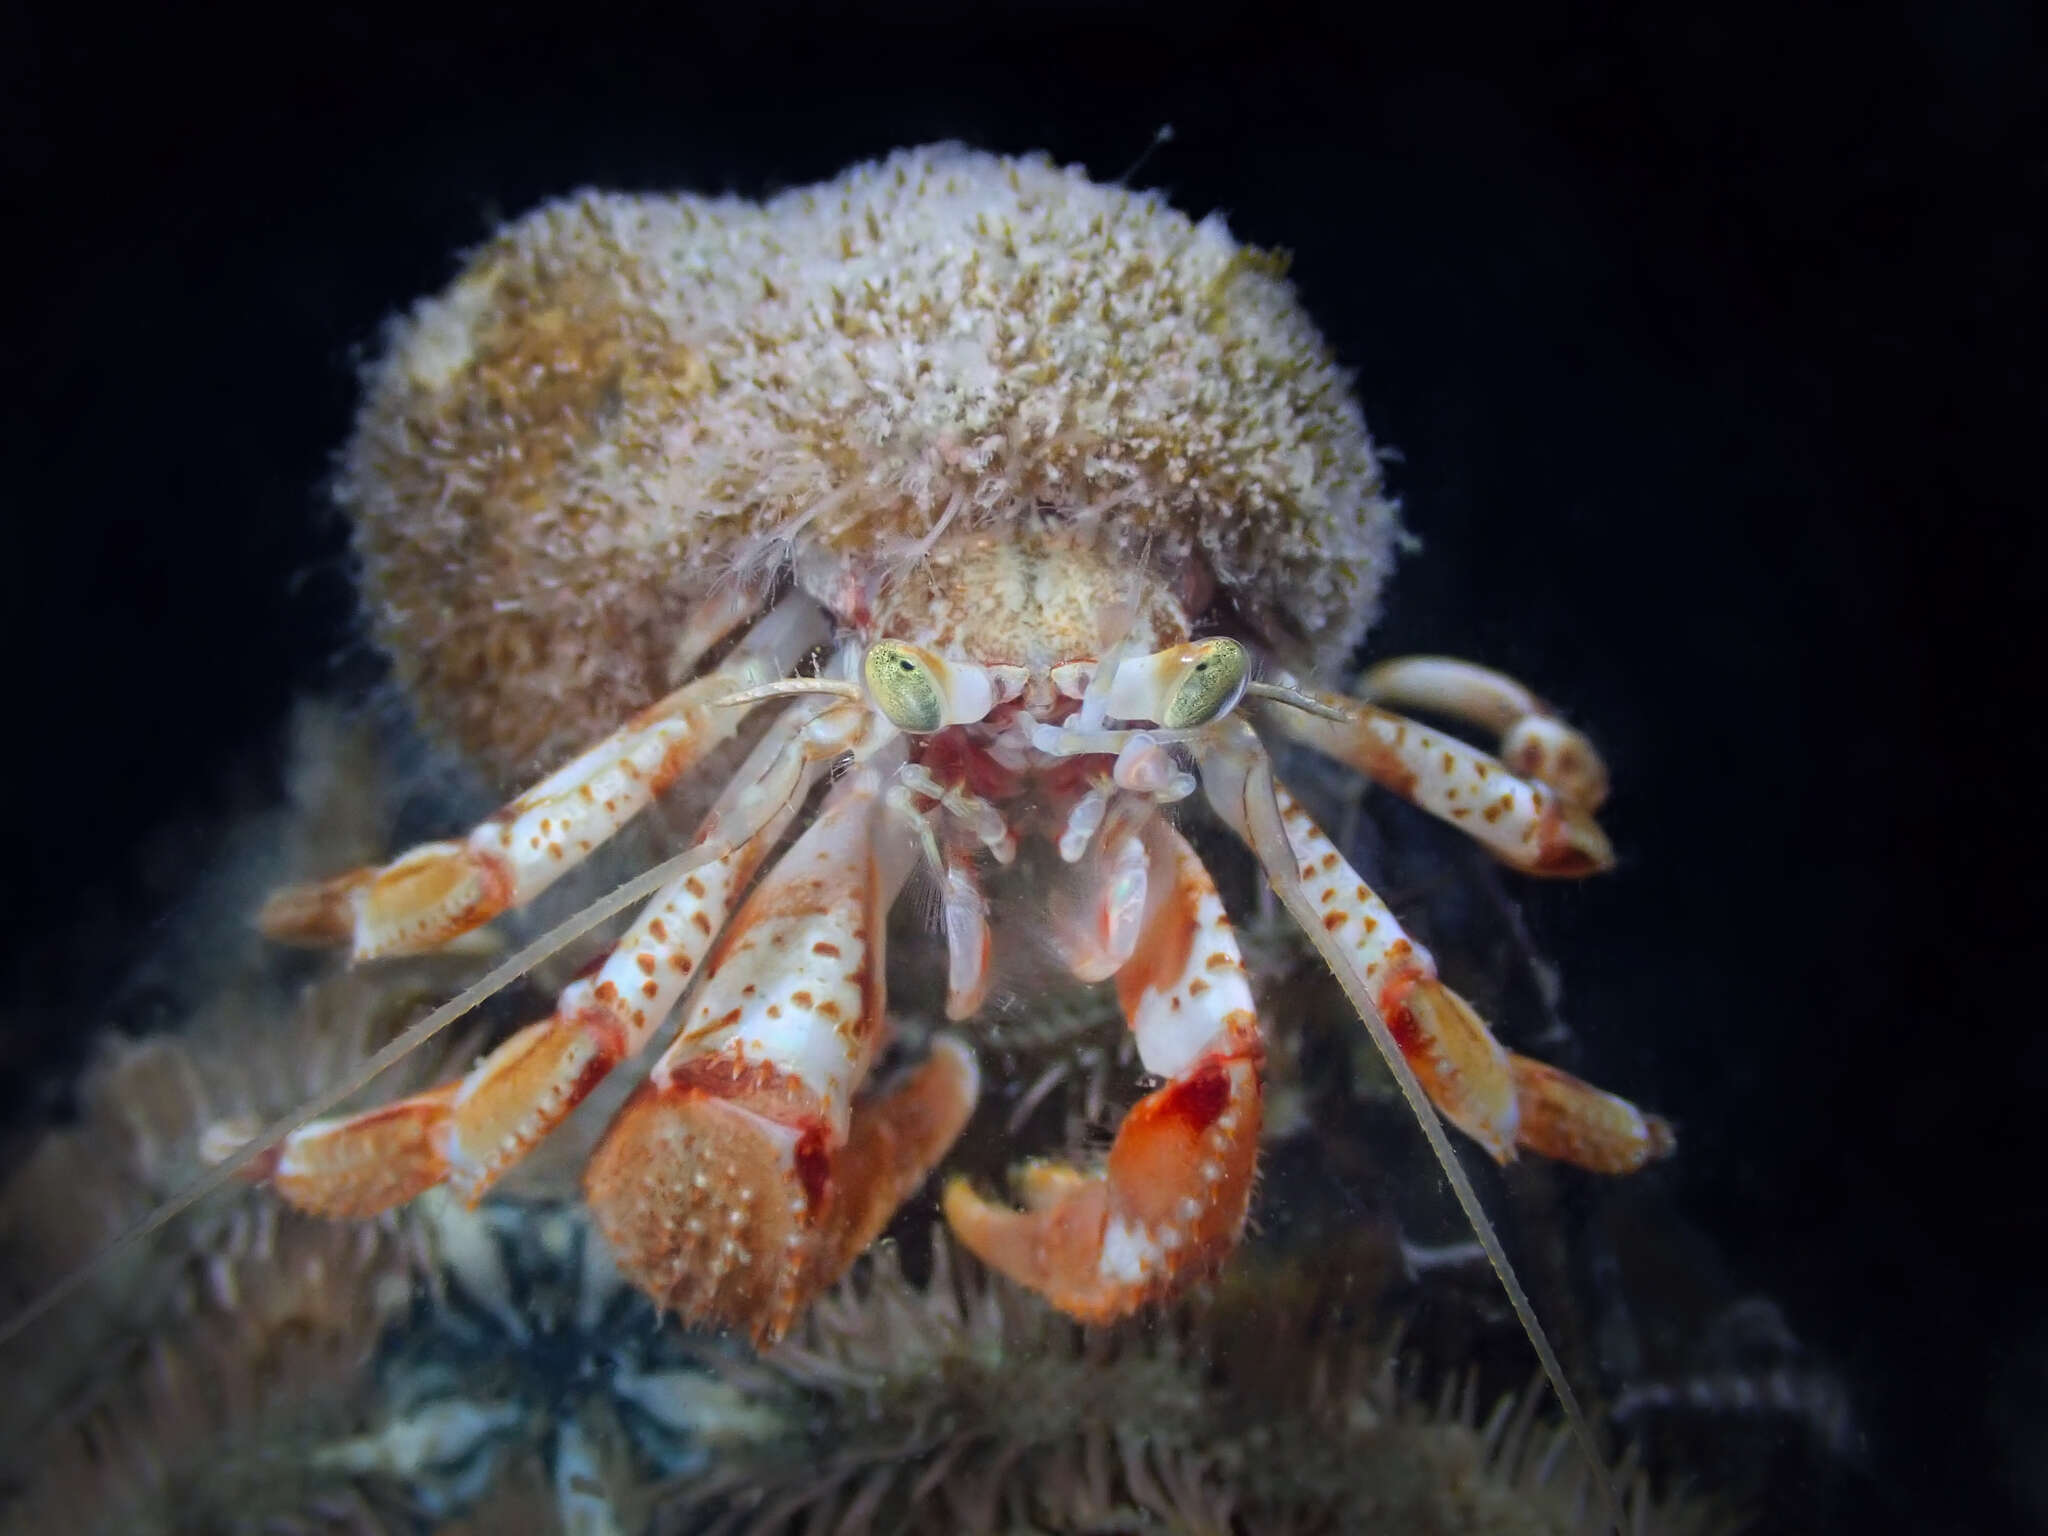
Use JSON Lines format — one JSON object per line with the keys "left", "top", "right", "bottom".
{"left": 1359, "top": 655, "right": 1610, "bottom": 811}
{"left": 946, "top": 818, "right": 1264, "bottom": 1322}
{"left": 258, "top": 659, "right": 785, "bottom": 959}
{"left": 1199, "top": 718, "right": 1671, "bottom": 1176}
{"left": 1196, "top": 714, "right": 1647, "bottom": 1536}
{"left": 242, "top": 698, "right": 862, "bottom": 1219}
{"left": 1275, "top": 783, "right": 1667, "bottom": 1173}
{"left": 938, "top": 841, "right": 994, "bottom": 1020}
{"left": 1261, "top": 683, "right": 1614, "bottom": 877}
{"left": 584, "top": 768, "right": 978, "bottom": 1344}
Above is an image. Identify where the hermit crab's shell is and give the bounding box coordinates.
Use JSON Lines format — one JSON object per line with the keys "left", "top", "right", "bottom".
{"left": 344, "top": 145, "right": 1399, "bottom": 781}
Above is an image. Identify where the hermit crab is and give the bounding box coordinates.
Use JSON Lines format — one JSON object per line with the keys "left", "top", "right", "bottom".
{"left": 13, "top": 149, "right": 1672, "bottom": 1455}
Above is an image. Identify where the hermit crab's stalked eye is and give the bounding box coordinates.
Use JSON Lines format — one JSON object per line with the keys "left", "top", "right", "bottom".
{"left": 866, "top": 641, "right": 946, "bottom": 732}
{"left": 1163, "top": 637, "right": 1250, "bottom": 728}
{"left": 1104, "top": 637, "right": 1250, "bottom": 729}
{"left": 863, "top": 640, "right": 996, "bottom": 733}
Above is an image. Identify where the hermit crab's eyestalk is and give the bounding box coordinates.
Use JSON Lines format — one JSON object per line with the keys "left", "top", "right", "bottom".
{"left": 863, "top": 639, "right": 996, "bottom": 733}
{"left": 1105, "top": 637, "right": 1250, "bottom": 729}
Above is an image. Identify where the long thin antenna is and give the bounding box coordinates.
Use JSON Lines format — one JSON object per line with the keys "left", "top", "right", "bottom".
{"left": 1117, "top": 124, "right": 1176, "bottom": 186}
{"left": 0, "top": 832, "right": 752, "bottom": 1353}
{"left": 1203, "top": 724, "right": 1625, "bottom": 1536}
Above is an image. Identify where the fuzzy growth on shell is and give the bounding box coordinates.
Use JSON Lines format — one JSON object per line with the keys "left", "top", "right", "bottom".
{"left": 345, "top": 145, "right": 1399, "bottom": 780}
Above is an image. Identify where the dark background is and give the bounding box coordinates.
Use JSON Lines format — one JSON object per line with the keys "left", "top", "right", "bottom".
{"left": 2, "top": 4, "right": 2038, "bottom": 1531}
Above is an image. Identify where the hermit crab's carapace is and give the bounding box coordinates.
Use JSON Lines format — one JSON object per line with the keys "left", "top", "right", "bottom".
{"left": 52, "top": 148, "right": 1673, "bottom": 1493}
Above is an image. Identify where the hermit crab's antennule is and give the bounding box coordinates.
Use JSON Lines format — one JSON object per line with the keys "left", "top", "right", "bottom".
{"left": 1074, "top": 532, "right": 1172, "bottom": 732}
{"left": 1193, "top": 714, "right": 1629, "bottom": 1535}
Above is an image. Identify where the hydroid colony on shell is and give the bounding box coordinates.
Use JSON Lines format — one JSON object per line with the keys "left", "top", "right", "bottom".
{"left": 5, "top": 145, "right": 1699, "bottom": 1528}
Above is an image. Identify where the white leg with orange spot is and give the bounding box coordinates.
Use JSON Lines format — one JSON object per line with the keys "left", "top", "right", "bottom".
{"left": 1258, "top": 685, "right": 1614, "bottom": 878}
{"left": 1358, "top": 655, "right": 1610, "bottom": 811}
{"left": 1201, "top": 718, "right": 1670, "bottom": 1175}
{"left": 260, "top": 661, "right": 795, "bottom": 958}
{"left": 1196, "top": 714, "right": 1648, "bottom": 1529}
{"left": 585, "top": 766, "right": 978, "bottom": 1342}
{"left": 247, "top": 698, "right": 860, "bottom": 1221}
{"left": 1267, "top": 782, "right": 1520, "bottom": 1160}
{"left": 946, "top": 817, "right": 1264, "bottom": 1323}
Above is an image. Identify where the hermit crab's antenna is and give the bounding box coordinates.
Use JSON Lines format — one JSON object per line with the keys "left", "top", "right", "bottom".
{"left": 1199, "top": 717, "right": 1627, "bottom": 1536}
{"left": 1116, "top": 123, "right": 1176, "bottom": 185}
{"left": 1244, "top": 679, "right": 1348, "bottom": 721}
{"left": 0, "top": 818, "right": 780, "bottom": 1354}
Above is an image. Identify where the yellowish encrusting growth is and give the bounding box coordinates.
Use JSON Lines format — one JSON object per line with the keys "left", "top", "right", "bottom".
{"left": 346, "top": 145, "right": 1398, "bottom": 779}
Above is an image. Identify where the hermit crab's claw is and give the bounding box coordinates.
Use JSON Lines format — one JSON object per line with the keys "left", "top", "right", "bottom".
{"left": 822, "top": 1036, "right": 981, "bottom": 1268}
{"left": 944, "top": 1057, "right": 1259, "bottom": 1323}
{"left": 945, "top": 821, "right": 1263, "bottom": 1322}
{"left": 586, "top": 1040, "right": 977, "bottom": 1344}
{"left": 584, "top": 770, "right": 975, "bottom": 1343}
{"left": 1195, "top": 718, "right": 1649, "bottom": 1536}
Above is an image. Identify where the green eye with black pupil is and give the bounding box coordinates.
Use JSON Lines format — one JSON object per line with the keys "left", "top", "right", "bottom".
{"left": 1162, "top": 638, "right": 1248, "bottom": 728}
{"left": 864, "top": 641, "right": 946, "bottom": 732}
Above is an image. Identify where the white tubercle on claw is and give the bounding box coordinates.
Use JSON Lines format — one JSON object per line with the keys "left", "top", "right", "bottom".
{"left": 1099, "top": 1214, "right": 1175, "bottom": 1285}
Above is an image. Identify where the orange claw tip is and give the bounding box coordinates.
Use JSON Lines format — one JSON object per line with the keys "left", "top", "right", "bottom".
{"left": 941, "top": 1170, "right": 1123, "bottom": 1322}
{"left": 1531, "top": 804, "right": 1616, "bottom": 878}
{"left": 1508, "top": 1056, "right": 1673, "bottom": 1176}
{"left": 1645, "top": 1114, "right": 1679, "bottom": 1161}
{"left": 1013, "top": 1159, "right": 1093, "bottom": 1210}
{"left": 255, "top": 871, "right": 368, "bottom": 946}
{"left": 265, "top": 1089, "right": 459, "bottom": 1220}
{"left": 811, "top": 1038, "right": 983, "bottom": 1277}
{"left": 942, "top": 1056, "right": 1263, "bottom": 1325}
